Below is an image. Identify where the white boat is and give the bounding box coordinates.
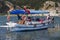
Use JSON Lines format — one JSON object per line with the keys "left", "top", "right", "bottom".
{"left": 0, "top": 19, "right": 51, "bottom": 27}
{"left": 0, "top": 9, "right": 52, "bottom": 32}
{"left": 0, "top": 19, "right": 52, "bottom": 32}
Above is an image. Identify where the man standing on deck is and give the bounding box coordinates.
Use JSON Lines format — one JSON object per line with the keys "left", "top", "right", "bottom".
{"left": 15, "top": 6, "right": 22, "bottom": 20}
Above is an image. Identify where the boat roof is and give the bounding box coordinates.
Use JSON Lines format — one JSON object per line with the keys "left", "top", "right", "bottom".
{"left": 10, "top": 9, "right": 49, "bottom": 14}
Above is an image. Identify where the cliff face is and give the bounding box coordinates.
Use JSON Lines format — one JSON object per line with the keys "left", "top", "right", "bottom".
{"left": 43, "top": 1, "right": 56, "bottom": 10}
{"left": 42, "top": 1, "right": 60, "bottom": 16}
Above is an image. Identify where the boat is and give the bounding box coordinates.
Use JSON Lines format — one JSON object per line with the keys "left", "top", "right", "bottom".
{"left": 0, "top": 9, "right": 52, "bottom": 32}
{"left": 0, "top": 21, "right": 49, "bottom": 32}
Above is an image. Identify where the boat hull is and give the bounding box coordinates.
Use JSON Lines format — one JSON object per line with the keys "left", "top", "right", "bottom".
{"left": 10, "top": 24, "right": 48, "bottom": 32}
{"left": 0, "top": 24, "right": 48, "bottom": 32}
{"left": 0, "top": 20, "right": 50, "bottom": 32}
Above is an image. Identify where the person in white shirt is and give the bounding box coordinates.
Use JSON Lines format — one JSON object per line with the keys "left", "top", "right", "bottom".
{"left": 46, "top": 14, "right": 51, "bottom": 20}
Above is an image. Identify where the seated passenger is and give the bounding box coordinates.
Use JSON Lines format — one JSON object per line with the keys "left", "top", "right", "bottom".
{"left": 51, "top": 17, "right": 54, "bottom": 23}
{"left": 46, "top": 14, "right": 51, "bottom": 20}
{"left": 27, "top": 17, "right": 31, "bottom": 22}
{"left": 39, "top": 19, "right": 43, "bottom": 23}
{"left": 18, "top": 20, "right": 25, "bottom": 24}
{"left": 36, "top": 18, "right": 43, "bottom": 24}
{"left": 36, "top": 18, "right": 40, "bottom": 21}
{"left": 18, "top": 15, "right": 27, "bottom": 24}
{"left": 17, "top": 14, "right": 21, "bottom": 20}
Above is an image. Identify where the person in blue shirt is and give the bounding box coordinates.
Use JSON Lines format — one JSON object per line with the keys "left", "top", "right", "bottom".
{"left": 17, "top": 14, "right": 21, "bottom": 20}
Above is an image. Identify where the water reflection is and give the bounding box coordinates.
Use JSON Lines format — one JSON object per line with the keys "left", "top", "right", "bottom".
{"left": 5, "top": 29, "right": 49, "bottom": 40}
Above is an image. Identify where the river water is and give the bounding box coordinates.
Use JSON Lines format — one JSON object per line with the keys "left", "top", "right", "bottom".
{"left": 0, "top": 16, "right": 60, "bottom": 40}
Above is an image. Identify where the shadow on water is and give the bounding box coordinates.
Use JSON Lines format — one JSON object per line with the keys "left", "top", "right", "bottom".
{"left": 0, "top": 16, "right": 60, "bottom": 40}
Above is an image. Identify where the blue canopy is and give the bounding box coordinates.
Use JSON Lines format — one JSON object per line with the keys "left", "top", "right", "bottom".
{"left": 10, "top": 9, "right": 49, "bottom": 14}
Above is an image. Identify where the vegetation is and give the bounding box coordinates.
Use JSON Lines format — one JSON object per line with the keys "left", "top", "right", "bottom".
{"left": 0, "top": 0, "right": 60, "bottom": 15}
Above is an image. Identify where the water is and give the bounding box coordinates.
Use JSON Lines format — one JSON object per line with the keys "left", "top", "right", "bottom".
{"left": 0, "top": 16, "right": 60, "bottom": 40}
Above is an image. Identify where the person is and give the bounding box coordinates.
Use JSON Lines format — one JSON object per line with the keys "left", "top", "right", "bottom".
{"left": 51, "top": 17, "right": 55, "bottom": 28}
{"left": 18, "top": 15, "right": 27, "bottom": 24}
{"left": 36, "top": 18, "right": 40, "bottom": 21}
{"left": 7, "top": 15, "right": 10, "bottom": 22}
{"left": 17, "top": 14, "right": 21, "bottom": 20}
{"left": 39, "top": 19, "right": 43, "bottom": 24}
{"left": 23, "top": 6, "right": 30, "bottom": 14}
{"left": 46, "top": 14, "right": 51, "bottom": 20}
{"left": 5, "top": 1, "right": 14, "bottom": 22}
{"left": 51, "top": 17, "right": 54, "bottom": 23}
{"left": 18, "top": 19, "right": 25, "bottom": 24}
{"left": 27, "top": 17, "right": 31, "bottom": 22}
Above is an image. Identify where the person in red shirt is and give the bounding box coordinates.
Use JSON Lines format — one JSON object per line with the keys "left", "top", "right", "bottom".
{"left": 23, "top": 6, "right": 30, "bottom": 14}
{"left": 39, "top": 19, "right": 43, "bottom": 24}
